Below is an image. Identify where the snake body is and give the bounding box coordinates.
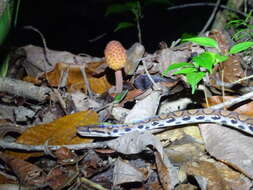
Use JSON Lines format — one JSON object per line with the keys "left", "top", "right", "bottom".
{"left": 77, "top": 109, "right": 253, "bottom": 137}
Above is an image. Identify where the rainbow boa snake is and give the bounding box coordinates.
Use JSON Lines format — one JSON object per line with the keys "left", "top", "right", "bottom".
{"left": 77, "top": 109, "right": 253, "bottom": 137}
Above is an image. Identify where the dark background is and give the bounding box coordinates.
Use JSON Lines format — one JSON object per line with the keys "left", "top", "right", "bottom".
{"left": 12, "top": 0, "right": 226, "bottom": 56}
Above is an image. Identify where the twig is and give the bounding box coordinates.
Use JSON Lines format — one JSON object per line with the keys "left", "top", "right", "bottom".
{"left": 199, "top": 0, "right": 221, "bottom": 35}
{"left": 23, "top": 26, "right": 52, "bottom": 66}
{"left": 80, "top": 177, "right": 109, "bottom": 190}
{"left": 203, "top": 86, "right": 209, "bottom": 108}
{"left": 210, "top": 90, "right": 253, "bottom": 109}
{"left": 80, "top": 65, "right": 94, "bottom": 99}
{"left": 231, "top": 74, "right": 253, "bottom": 84}
{"left": 141, "top": 56, "right": 161, "bottom": 91}
{"left": 221, "top": 69, "right": 225, "bottom": 108}
{"left": 58, "top": 66, "right": 69, "bottom": 88}
{"left": 89, "top": 33, "right": 107, "bottom": 43}
{"left": 167, "top": 3, "right": 247, "bottom": 17}
{"left": 0, "top": 77, "right": 51, "bottom": 102}
{"left": 0, "top": 140, "right": 108, "bottom": 151}
{"left": 0, "top": 170, "right": 17, "bottom": 181}
{"left": 52, "top": 89, "right": 67, "bottom": 114}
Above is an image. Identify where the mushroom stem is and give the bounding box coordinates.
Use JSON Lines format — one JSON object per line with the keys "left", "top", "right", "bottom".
{"left": 115, "top": 70, "right": 123, "bottom": 93}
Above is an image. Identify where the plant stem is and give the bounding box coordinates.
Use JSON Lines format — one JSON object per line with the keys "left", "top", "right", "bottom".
{"left": 115, "top": 70, "right": 123, "bottom": 93}
{"left": 136, "top": 17, "right": 142, "bottom": 44}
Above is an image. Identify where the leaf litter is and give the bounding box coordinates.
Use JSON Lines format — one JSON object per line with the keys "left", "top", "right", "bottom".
{"left": 1, "top": 29, "right": 253, "bottom": 189}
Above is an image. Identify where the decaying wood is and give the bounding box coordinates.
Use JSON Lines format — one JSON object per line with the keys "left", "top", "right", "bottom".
{"left": 0, "top": 77, "right": 52, "bottom": 102}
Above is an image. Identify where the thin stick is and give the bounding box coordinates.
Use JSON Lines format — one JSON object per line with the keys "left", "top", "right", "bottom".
{"left": 221, "top": 69, "right": 225, "bottom": 109}
{"left": 80, "top": 177, "right": 109, "bottom": 190}
{"left": 23, "top": 26, "right": 52, "bottom": 66}
{"left": 89, "top": 33, "right": 107, "bottom": 43}
{"left": 203, "top": 86, "right": 210, "bottom": 108}
{"left": 167, "top": 3, "right": 247, "bottom": 17}
{"left": 141, "top": 56, "right": 161, "bottom": 91}
{"left": 80, "top": 65, "right": 94, "bottom": 99}
{"left": 0, "top": 140, "right": 108, "bottom": 151}
{"left": 210, "top": 90, "right": 253, "bottom": 109}
{"left": 231, "top": 74, "right": 253, "bottom": 84}
{"left": 199, "top": 0, "right": 221, "bottom": 35}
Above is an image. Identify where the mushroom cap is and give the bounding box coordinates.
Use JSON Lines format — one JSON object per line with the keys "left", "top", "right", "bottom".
{"left": 104, "top": 40, "right": 127, "bottom": 71}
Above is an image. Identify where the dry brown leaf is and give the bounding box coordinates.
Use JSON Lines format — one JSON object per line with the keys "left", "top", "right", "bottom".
{"left": 113, "top": 158, "right": 144, "bottom": 186}
{"left": 22, "top": 75, "right": 42, "bottom": 84}
{"left": 221, "top": 55, "right": 245, "bottom": 83}
{"left": 200, "top": 123, "right": 253, "bottom": 179}
{"left": 46, "top": 166, "right": 78, "bottom": 189}
{"left": 183, "top": 160, "right": 252, "bottom": 190}
{"left": 118, "top": 89, "right": 144, "bottom": 106}
{"left": 174, "top": 184, "right": 198, "bottom": 190}
{"left": 7, "top": 110, "right": 98, "bottom": 159}
{"left": 208, "top": 30, "right": 230, "bottom": 54}
{"left": 89, "top": 75, "right": 112, "bottom": 94}
{"left": 203, "top": 96, "right": 253, "bottom": 117}
{"left": 0, "top": 152, "right": 46, "bottom": 186}
{"left": 154, "top": 151, "right": 172, "bottom": 190}
{"left": 42, "top": 62, "right": 111, "bottom": 94}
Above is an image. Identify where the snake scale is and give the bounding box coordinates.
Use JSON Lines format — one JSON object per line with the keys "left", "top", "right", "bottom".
{"left": 77, "top": 109, "right": 253, "bottom": 137}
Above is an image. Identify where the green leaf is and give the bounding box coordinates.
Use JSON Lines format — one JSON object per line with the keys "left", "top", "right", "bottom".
{"left": 173, "top": 68, "right": 197, "bottom": 75}
{"left": 186, "top": 72, "right": 206, "bottom": 94}
{"left": 192, "top": 52, "right": 215, "bottom": 72}
{"left": 213, "top": 54, "right": 228, "bottom": 63}
{"left": 0, "top": 55, "right": 9, "bottom": 77}
{"left": 105, "top": 4, "right": 131, "bottom": 16}
{"left": 126, "top": 1, "right": 141, "bottom": 18}
{"left": 180, "top": 33, "right": 196, "bottom": 40}
{"left": 228, "top": 19, "right": 244, "bottom": 24}
{"left": 245, "top": 11, "right": 252, "bottom": 23}
{"left": 162, "top": 62, "right": 193, "bottom": 75}
{"left": 182, "top": 37, "right": 218, "bottom": 49}
{"left": 113, "top": 90, "right": 128, "bottom": 103}
{"left": 114, "top": 22, "right": 135, "bottom": 32}
{"left": 232, "top": 29, "right": 248, "bottom": 41}
{"left": 0, "top": 1, "right": 15, "bottom": 45}
{"left": 229, "top": 41, "right": 253, "bottom": 54}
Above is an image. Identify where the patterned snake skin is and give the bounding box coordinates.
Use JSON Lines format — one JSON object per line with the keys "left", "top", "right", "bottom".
{"left": 77, "top": 109, "right": 253, "bottom": 137}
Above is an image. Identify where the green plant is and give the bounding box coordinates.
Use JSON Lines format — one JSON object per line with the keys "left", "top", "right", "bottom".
{"left": 227, "top": 11, "right": 253, "bottom": 41}
{"left": 162, "top": 37, "right": 253, "bottom": 94}
{"left": 0, "top": 0, "right": 20, "bottom": 77}
{"left": 105, "top": 0, "right": 169, "bottom": 44}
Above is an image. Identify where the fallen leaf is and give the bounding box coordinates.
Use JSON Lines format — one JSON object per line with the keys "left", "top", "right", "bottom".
{"left": 183, "top": 159, "right": 252, "bottom": 190}
{"left": 0, "top": 152, "right": 46, "bottom": 187}
{"left": 7, "top": 110, "right": 98, "bottom": 159}
{"left": 124, "top": 42, "right": 145, "bottom": 75}
{"left": 80, "top": 149, "right": 109, "bottom": 178}
{"left": 174, "top": 184, "right": 198, "bottom": 190}
{"left": 44, "top": 62, "right": 112, "bottom": 94}
{"left": 154, "top": 151, "right": 172, "bottom": 190}
{"left": 113, "top": 158, "right": 144, "bottom": 186}
{"left": 208, "top": 30, "right": 230, "bottom": 54}
{"left": 200, "top": 123, "right": 253, "bottom": 179}
{"left": 46, "top": 166, "right": 78, "bottom": 189}
{"left": 107, "top": 131, "right": 163, "bottom": 157}
{"left": 124, "top": 90, "right": 161, "bottom": 123}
